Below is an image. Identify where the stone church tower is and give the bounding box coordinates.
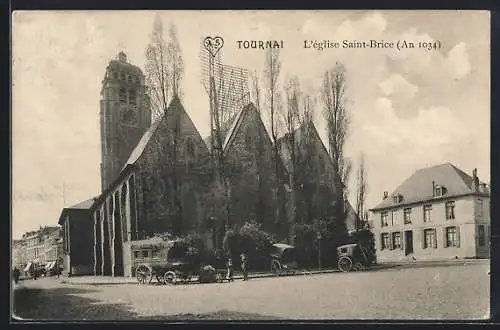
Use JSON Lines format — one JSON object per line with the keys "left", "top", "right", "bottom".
{"left": 100, "top": 51, "right": 152, "bottom": 191}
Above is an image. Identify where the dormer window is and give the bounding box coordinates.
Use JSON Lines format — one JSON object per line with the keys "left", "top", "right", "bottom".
{"left": 434, "top": 185, "right": 446, "bottom": 198}
{"left": 392, "top": 193, "right": 403, "bottom": 204}
{"left": 127, "top": 75, "right": 133, "bottom": 84}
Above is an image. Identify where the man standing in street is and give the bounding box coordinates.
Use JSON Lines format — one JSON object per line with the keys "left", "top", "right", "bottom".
{"left": 240, "top": 253, "right": 248, "bottom": 281}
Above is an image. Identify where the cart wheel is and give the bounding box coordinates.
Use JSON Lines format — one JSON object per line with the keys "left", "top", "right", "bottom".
{"left": 164, "top": 271, "right": 176, "bottom": 285}
{"left": 271, "top": 259, "right": 281, "bottom": 275}
{"left": 338, "top": 256, "right": 353, "bottom": 272}
{"left": 136, "top": 264, "right": 153, "bottom": 284}
{"left": 156, "top": 274, "right": 166, "bottom": 285}
{"left": 354, "top": 262, "right": 365, "bottom": 272}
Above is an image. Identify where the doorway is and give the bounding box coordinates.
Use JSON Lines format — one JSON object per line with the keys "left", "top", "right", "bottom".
{"left": 404, "top": 231, "right": 413, "bottom": 255}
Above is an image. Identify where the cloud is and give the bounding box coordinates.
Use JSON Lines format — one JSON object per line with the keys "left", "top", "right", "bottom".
{"left": 445, "top": 42, "right": 471, "bottom": 80}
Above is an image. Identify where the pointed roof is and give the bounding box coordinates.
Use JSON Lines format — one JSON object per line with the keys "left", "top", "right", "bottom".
{"left": 371, "top": 163, "right": 489, "bottom": 211}
{"left": 122, "top": 96, "right": 208, "bottom": 170}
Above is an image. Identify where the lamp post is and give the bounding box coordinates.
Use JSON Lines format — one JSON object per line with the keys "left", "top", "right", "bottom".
{"left": 317, "top": 232, "right": 322, "bottom": 270}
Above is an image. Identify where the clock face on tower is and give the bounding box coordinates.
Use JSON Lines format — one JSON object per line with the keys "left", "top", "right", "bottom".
{"left": 120, "top": 106, "right": 139, "bottom": 128}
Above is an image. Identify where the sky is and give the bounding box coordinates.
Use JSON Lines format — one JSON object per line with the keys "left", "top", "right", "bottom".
{"left": 12, "top": 10, "right": 490, "bottom": 239}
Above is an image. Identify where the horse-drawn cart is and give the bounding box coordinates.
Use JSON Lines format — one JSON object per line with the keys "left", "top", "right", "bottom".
{"left": 131, "top": 237, "right": 228, "bottom": 285}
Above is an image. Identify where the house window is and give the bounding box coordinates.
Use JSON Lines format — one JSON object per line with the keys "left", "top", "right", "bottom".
{"left": 423, "top": 205, "right": 432, "bottom": 223}
{"left": 381, "top": 233, "right": 390, "bottom": 250}
{"left": 478, "top": 199, "right": 484, "bottom": 217}
{"left": 120, "top": 72, "right": 126, "bottom": 81}
{"left": 127, "top": 75, "right": 133, "bottom": 83}
{"left": 119, "top": 88, "right": 127, "bottom": 103}
{"left": 391, "top": 211, "right": 397, "bottom": 226}
{"left": 392, "top": 232, "right": 402, "bottom": 249}
{"left": 445, "top": 226, "right": 459, "bottom": 247}
{"left": 445, "top": 201, "right": 455, "bottom": 220}
{"left": 424, "top": 229, "right": 435, "bottom": 249}
{"left": 404, "top": 208, "right": 412, "bottom": 224}
{"left": 478, "top": 225, "right": 486, "bottom": 246}
{"left": 381, "top": 212, "right": 389, "bottom": 227}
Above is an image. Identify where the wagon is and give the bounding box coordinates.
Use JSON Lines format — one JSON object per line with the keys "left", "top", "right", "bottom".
{"left": 336, "top": 243, "right": 376, "bottom": 272}
{"left": 131, "top": 237, "right": 211, "bottom": 285}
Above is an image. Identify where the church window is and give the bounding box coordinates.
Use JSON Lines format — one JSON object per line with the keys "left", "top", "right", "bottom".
{"left": 129, "top": 89, "right": 137, "bottom": 106}
{"left": 119, "top": 88, "right": 127, "bottom": 103}
{"left": 187, "top": 139, "right": 196, "bottom": 158}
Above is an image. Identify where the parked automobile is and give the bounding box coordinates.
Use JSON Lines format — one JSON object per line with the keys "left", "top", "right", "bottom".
{"left": 336, "top": 243, "right": 376, "bottom": 272}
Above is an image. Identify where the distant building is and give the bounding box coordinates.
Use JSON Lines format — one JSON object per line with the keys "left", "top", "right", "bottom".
{"left": 370, "top": 163, "right": 490, "bottom": 262}
{"left": 14, "top": 226, "right": 62, "bottom": 270}
{"left": 12, "top": 239, "right": 27, "bottom": 267}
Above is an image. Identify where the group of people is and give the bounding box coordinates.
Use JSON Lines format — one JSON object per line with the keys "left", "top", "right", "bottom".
{"left": 225, "top": 252, "right": 248, "bottom": 281}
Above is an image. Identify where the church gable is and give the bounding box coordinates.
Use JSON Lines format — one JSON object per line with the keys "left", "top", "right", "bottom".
{"left": 222, "top": 103, "right": 280, "bottom": 231}
{"left": 131, "top": 97, "right": 212, "bottom": 235}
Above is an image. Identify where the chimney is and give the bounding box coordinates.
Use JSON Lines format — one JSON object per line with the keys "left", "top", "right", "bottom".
{"left": 383, "top": 191, "right": 388, "bottom": 200}
{"left": 472, "top": 168, "right": 479, "bottom": 192}
{"left": 432, "top": 180, "right": 435, "bottom": 196}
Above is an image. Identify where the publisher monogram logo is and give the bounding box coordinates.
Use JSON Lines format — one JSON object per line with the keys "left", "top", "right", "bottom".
{"left": 203, "top": 36, "right": 224, "bottom": 57}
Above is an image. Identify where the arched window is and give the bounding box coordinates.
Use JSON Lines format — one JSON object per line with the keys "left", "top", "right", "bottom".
{"left": 129, "top": 89, "right": 137, "bottom": 106}
{"left": 127, "top": 75, "right": 133, "bottom": 84}
{"left": 119, "top": 88, "right": 127, "bottom": 103}
{"left": 186, "top": 138, "right": 196, "bottom": 158}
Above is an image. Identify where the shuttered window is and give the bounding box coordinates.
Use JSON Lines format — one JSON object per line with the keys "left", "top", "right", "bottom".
{"left": 445, "top": 226, "right": 460, "bottom": 247}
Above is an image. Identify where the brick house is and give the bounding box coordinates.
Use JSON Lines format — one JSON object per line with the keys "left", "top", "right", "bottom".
{"left": 370, "top": 163, "right": 490, "bottom": 262}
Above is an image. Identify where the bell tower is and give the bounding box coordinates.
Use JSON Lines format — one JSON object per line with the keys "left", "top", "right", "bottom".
{"left": 100, "top": 51, "right": 152, "bottom": 191}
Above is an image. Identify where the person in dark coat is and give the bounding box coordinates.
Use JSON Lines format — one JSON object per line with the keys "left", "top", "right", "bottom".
{"left": 240, "top": 253, "right": 248, "bottom": 281}
{"left": 13, "top": 267, "right": 20, "bottom": 284}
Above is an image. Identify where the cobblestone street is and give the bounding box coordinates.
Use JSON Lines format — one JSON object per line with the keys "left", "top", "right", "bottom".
{"left": 12, "top": 260, "right": 490, "bottom": 321}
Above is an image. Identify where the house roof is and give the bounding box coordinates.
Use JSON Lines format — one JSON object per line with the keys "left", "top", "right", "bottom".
{"left": 370, "top": 163, "right": 488, "bottom": 211}
{"left": 58, "top": 196, "right": 98, "bottom": 225}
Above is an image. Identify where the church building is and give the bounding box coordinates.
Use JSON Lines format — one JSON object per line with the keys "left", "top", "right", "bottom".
{"left": 59, "top": 52, "right": 347, "bottom": 277}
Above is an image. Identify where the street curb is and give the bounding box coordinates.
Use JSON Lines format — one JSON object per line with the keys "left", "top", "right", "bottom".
{"left": 57, "top": 260, "right": 487, "bottom": 286}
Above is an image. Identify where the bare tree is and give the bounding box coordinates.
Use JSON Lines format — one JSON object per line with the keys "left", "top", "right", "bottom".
{"left": 263, "top": 48, "right": 286, "bottom": 234}
{"left": 250, "top": 69, "right": 262, "bottom": 111}
{"left": 322, "top": 61, "right": 351, "bottom": 223}
{"left": 167, "top": 24, "right": 184, "bottom": 98}
{"left": 145, "top": 15, "right": 170, "bottom": 120}
{"left": 354, "top": 153, "right": 368, "bottom": 230}
{"left": 281, "top": 76, "right": 301, "bottom": 242}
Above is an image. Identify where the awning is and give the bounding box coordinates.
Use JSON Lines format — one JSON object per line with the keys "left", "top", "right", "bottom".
{"left": 23, "top": 263, "right": 32, "bottom": 272}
